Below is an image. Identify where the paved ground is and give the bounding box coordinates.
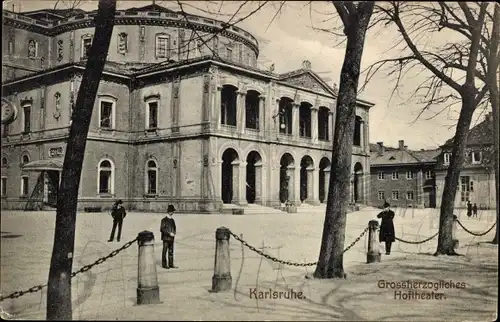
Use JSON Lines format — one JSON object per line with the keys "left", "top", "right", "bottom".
{"left": 0, "top": 207, "right": 497, "bottom": 320}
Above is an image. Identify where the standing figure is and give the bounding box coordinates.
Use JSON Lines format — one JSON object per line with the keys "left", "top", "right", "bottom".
{"left": 108, "top": 200, "right": 126, "bottom": 242}
{"left": 467, "top": 200, "right": 472, "bottom": 218}
{"left": 377, "top": 201, "right": 396, "bottom": 255}
{"left": 160, "top": 205, "right": 178, "bottom": 269}
{"left": 473, "top": 203, "right": 478, "bottom": 218}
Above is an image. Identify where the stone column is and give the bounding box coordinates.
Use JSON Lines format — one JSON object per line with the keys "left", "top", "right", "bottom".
{"left": 292, "top": 165, "right": 301, "bottom": 205}
{"left": 286, "top": 165, "right": 296, "bottom": 204}
{"left": 214, "top": 161, "right": 223, "bottom": 200}
{"left": 254, "top": 162, "right": 263, "bottom": 204}
{"left": 215, "top": 86, "right": 222, "bottom": 129}
{"left": 237, "top": 91, "right": 246, "bottom": 134}
{"left": 416, "top": 169, "right": 424, "bottom": 208}
{"left": 258, "top": 96, "right": 265, "bottom": 132}
{"left": 237, "top": 161, "right": 247, "bottom": 206}
{"left": 307, "top": 167, "right": 320, "bottom": 205}
{"left": 231, "top": 161, "right": 240, "bottom": 204}
{"left": 329, "top": 111, "right": 335, "bottom": 141}
{"left": 359, "top": 120, "right": 364, "bottom": 150}
{"left": 292, "top": 103, "right": 300, "bottom": 139}
{"left": 311, "top": 106, "right": 318, "bottom": 143}
{"left": 364, "top": 121, "right": 369, "bottom": 153}
{"left": 324, "top": 167, "right": 331, "bottom": 199}
{"left": 274, "top": 98, "right": 281, "bottom": 135}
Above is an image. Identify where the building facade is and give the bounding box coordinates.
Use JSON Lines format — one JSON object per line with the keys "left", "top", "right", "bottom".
{"left": 369, "top": 140, "right": 440, "bottom": 208}
{"left": 1, "top": 4, "right": 374, "bottom": 213}
{"left": 434, "top": 113, "right": 496, "bottom": 209}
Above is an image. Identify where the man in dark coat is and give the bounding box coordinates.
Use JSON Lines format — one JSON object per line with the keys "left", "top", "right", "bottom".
{"left": 466, "top": 200, "right": 472, "bottom": 217}
{"left": 160, "top": 205, "right": 177, "bottom": 269}
{"left": 472, "top": 203, "right": 478, "bottom": 218}
{"left": 108, "top": 200, "right": 126, "bottom": 242}
{"left": 377, "top": 201, "right": 395, "bottom": 255}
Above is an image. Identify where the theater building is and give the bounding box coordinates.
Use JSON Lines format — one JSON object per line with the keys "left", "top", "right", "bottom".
{"left": 1, "top": 4, "right": 374, "bottom": 213}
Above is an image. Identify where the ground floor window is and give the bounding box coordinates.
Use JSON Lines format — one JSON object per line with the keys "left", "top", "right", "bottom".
{"left": 21, "top": 176, "right": 29, "bottom": 196}
{"left": 406, "top": 191, "right": 414, "bottom": 200}
{"left": 378, "top": 191, "right": 385, "bottom": 200}
{"left": 98, "top": 160, "right": 114, "bottom": 194}
{"left": 392, "top": 190, "right": 399, "bottom": 200}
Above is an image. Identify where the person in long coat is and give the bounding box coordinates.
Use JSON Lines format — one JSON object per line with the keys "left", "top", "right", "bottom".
{"left": 108, "top": 200, "right": 126, "bottom": 242}
{"left": 377, "top": 201, "right": 395, "bottom": 255}
{"left": 160, "top": 205, "right": 177, "bottom": 269}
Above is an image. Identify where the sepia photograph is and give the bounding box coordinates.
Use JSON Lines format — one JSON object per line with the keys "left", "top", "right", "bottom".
{"left": 0, "top": 0, "right": 498, "bottom": 320}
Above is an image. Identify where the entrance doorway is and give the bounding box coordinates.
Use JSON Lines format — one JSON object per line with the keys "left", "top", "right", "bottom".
{"left": 353, "top": 162, "right": 363, "bottom": 203}
{"left": 246, "top": 151, "right": 262, "bottom": 204}
{"left": 279, "top": 153, "right": 294, "bottom": 203}
{"left": 221, "top": 148, "right": 239, "bottom": 204}
{"left": 300, "top": 155, "right": 314, "bottom": 203}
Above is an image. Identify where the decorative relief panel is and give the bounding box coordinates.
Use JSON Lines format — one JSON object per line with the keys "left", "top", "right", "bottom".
{"left": 139, "top": 26, "right": 146, "bottom": 60}
{"left": 282, "top": 74, "right": 330, "bottom": 96}
{"left": 69, "top": 31, "right": 75, "bottom": 62}
{"left": 57, "top": 40, "right": 64, "bottom": 62}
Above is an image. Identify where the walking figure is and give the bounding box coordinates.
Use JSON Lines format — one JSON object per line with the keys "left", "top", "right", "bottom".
{"left": 472, "top": 203, "right": 478, "bottom": 218}
{"left": 108, "top": 200, "right": 126, "bottom": 242}
{"left": 160, "top": 205, "right": 178, "bottom": 269}
{"left": 466, "top": 200, "right": 472, "bottom": 218}
{"left": 377, "top": 201, "right": 395, "bottom": 255}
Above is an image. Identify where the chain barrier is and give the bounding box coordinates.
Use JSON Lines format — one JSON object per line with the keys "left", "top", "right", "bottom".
{"left": 395, "top": 232, "right": 439, "bottom": 245}
{"left": 456, "top": 220, "right": 497, "bottom": 237}
{"left": 0, "top": 237, "right": 137, "bottom": 302}
{"left": 228, "top": 227, "right": 369, "bottom": 267}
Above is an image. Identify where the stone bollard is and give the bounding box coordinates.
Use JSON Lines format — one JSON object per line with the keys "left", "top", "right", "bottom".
{"left": 212, "top": 227, "right": 232, "bottom": 292}
{"left": 367, "top": 220, "right": 381, "bottom": 263}
{"left": 452, "top": 215, "right": 459, "bottom": 249}
{"left": 137, "top": 231, "right": 160, "bottom": 305}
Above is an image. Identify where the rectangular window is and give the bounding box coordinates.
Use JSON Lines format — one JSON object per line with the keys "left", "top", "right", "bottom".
{"left": 1, "top": 177, "right": 6, "bottom": 197}
{"left": 406, "top": 191, "right": 414, "bottom": 200}
{"left": 100, "top": 101, "right": 113, "bottom": 129}
{"left": 378, "top": 172, "right": 385, "bottom": 180}
{"left": 147, "top": 170, "right": 157, "bottom": 194}
{"left": 392, "top": 172, "right": 399, "bottom": 180}
{"left": 392, "top": 190, "right": 399, "bottom": 200}
{"left": 425, "top": 170, "right": 433, "bottom": 180}
{"left": 23, "top": 105, "right": 31, "bottom": 133}
{"left": 82, "top": 37, "right": 92, "bottom": 59}
{"left": 377, "top": 191, "right": 385, "bottom": 200}
{"left": 471, "top": 151, "right": 482, "bottom": 164}
{"left": 156, "top": 35, "right": 170, "bottom": 58}
{"left": 406, "top": 171, "right": 414, "bottom": 180}
{"left": 99, "top": 171, "right": 111, "bottom": 193}
{"left": 226, "top": 47, "right": 233, "bottom": 60}
{"left": 147, "top": 101, "right": 158, "bottom": 129}
{"left": 21, "top": 176, "right": 29, "bottom": 196}
{"left": 444, "top": 153, "right": 451, "bottom": 165}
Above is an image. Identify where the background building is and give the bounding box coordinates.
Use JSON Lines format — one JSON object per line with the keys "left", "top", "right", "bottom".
{"left": 369, "top": 140, "right": 439, "bottom": 208}
{"left": 434, "top": 112, "right": 496, "bottom": 209}
{"left": 1, "top": 4, "right": 374, "bottom": 213}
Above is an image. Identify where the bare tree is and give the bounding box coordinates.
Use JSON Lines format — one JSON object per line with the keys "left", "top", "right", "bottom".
{"left": 364, "top": 2, "right": 490, "bottom": 255}
{"left": 46, "top": 0, "right": 116, "bottom": 319}
{"left": 313, "top": 1, "right": 375, "bottom": 279}
{"left": 487, "top": 4, "right": 499, "bottom": 244}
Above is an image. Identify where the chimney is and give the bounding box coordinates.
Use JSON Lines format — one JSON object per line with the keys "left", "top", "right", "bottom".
{"left": 399, "top": 140, "right": 405, "bottom": 150}
{"left": 377, "top": 141, "right": 384, "bottom": 155}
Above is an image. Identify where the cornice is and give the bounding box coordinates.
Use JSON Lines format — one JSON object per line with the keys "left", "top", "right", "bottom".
{"left": 3, "top": 14, "right": 259, "bottom": 56}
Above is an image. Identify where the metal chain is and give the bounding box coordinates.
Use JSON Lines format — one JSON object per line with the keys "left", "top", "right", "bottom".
{"left": 228, "top": 227, "right": 369, "bottom": 267}
{"left": 0, "top": 237, "right": 137, "bottom": 302}
{"left": 456, "top": 220, "right": 497, "bottom": 237}
{"left": 395, "top": 232, "right": 438, "bottom": 244}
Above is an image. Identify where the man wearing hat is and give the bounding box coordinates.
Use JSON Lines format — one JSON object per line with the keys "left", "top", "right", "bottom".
{"left": 160, "top": 205, "right": 178, "bottom": 268}
{"left": 377, "top": 201, "right": 396, "bottom": 255}
{"left": 108, "top": 200, "right": 127, "bottom": 242}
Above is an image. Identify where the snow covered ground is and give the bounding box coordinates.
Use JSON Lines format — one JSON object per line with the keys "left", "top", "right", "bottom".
{"left": 0, "top": 207, "right": 497, "bottom": 320}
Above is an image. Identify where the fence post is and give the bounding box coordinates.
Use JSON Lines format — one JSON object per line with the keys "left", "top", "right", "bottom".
{"left": 212, "top": 227, "right": 232, "bottom": 292}
{"left": 452, "top": 215, "right": 459, "bottom": 249}
{"left": 367, "top": 220, "right": 381, "bottom": 263}
{"left": 137, "top": 231, "right": 160, "bottom": 305}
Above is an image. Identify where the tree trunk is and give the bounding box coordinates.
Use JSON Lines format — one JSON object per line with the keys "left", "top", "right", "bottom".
{"left": 46, "top": 0, "right": 116, "bottom": 320}
{"left": 313, "top": 2, "right": 374, "bottom": 279}
{"left": 434, "top": 96, "right": 475, "bottom": 255}
{"left": 489, "top": 4, "right": 499, "bottom": 244}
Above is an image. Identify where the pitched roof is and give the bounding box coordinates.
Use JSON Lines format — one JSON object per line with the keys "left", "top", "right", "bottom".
{"left": 369, "top": 143, "right": 440, "bottom": 166}
{"left": 443, "top": 115, "right": 494, "bottom": 146}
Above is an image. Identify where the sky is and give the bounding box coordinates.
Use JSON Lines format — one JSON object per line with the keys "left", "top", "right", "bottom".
{"left": 3, "top": 0, "right": 494, "bottom": 150}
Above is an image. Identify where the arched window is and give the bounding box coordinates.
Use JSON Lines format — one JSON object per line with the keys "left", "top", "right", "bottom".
{"left": 353, "top": 116, "right": 362, "bottom": 146}
{"left": 146, "top": 160, "right": 158, "bottom": 195}
{"left": 98, "top": 159, "right": 114, "bottom": 194}
{"left": 21, "top": 154, "right": 30, "bottom": 166}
